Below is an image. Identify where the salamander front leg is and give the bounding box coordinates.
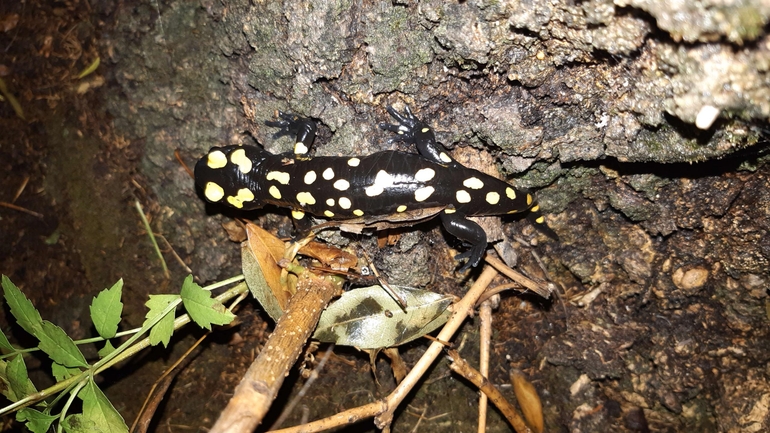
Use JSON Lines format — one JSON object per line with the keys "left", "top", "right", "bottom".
{"left": 265, "top": 112, "right": 317, "bottom": 158}
{"left": 440, "top": 212, "right": 488, "bottom": 272}
{"left": 380, "top": 106, "right": 456, "bottom": 167}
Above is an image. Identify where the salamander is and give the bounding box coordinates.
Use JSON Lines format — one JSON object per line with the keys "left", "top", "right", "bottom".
{"left": 194, "top": 106, "right": 550, "bottom": 271}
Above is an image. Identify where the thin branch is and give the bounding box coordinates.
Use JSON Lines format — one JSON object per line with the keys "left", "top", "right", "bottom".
{"left": 447, "top": 349, "right": 530, "bottom": 433}
{"left": 478, "top": 299, "right": 493, "bottom": 433}
{"left": 484, "top": 254, "right": 552, "bottom": 298}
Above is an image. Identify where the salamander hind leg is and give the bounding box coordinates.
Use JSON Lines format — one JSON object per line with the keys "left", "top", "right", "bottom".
{"left": 440, "top": 212, "right": 488, "bottom": 272}
{"left": 379, "top": 106, "right": 455, "bottom": 166}
{"left": 265, "top": 111, "right": 317, "bottom": 157}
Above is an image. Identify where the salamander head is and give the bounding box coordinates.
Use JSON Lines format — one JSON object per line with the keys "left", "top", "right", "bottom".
{"left": 194, "top": 145, "right": 268, "bottom": 210}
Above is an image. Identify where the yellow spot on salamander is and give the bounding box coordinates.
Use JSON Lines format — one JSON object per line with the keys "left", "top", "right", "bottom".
{"left": 526, "top": 194, "right": 533, "bottom": 205}
{"left": 463, "top": 177, "right": 484, "bottom": 190}
{"left": 338, "top": 197, "right": 352, "bottom": 209}
{"left": 268, "top": 185, "right": 282, "bottom": 199}
{"left": 439, "top": 152, "right": 452, "bottom": 163}
{"left": 414, "top": 168, "right": 435, "bottom": 182}
{"left": 324, "top": 210, "right": 334, "bottom": 218}
{"left": 347, "top": 158, "right": 360, "bottom": 167}
{"left": 304, "top": 171, "right": 317, "bottom": 184}
{"left": 204, "top": 182, "right": 224, "bottom": 202}
{"left": 296, "top": 192, "right": 316, "bottom": 206}
{"left": 535, "top": 216, "right": 545, "bottom": 224}
{"left": 292, "top": 210, "right": 305, "bottom": 220}
{"left": 414, "top": 186, "right": 435, "bottom": 202}
{"left": 206, "top": 150, "right": 227, "bottom": 169}
{"left": 365, "top": 170, "right": 394, "bottom": 197}
{"left": 421, "top": 127, "right": 430, "bottom": 133}
{"left": 444, "top": 208, "right": 456, "bottom": 214}
{"left": 226, "top": 189, "right": 255, "bottom": 209}
{"left": 294, "top": 142, "right": 309, "bottom": 154}
{"left": 396, "top": 205, "right": 407, "bottom": 212}
{"left": 326, "top": 198, "right": 335, "bottom": 206}
{"left": 530, "top": 204, "right": 540, "bottom": 212}
{"left": 333, "top": 179, "right": 350, "bottom": 190}
{"left": 266, "top": 171, "right": 290, "bottom": 185}
{"left": 353, "top": 209, "right": 364, "bottom": 217}
{"left": 456, "top": 190, "right": 471, "bottom": 204}
{"left": 230, "top": 148, "right": 253, "bottom": 173}
{"left": 506, "top": 187, "right": 516, "bottom": 200}
{"left": 485, "top": 191, "right": 500, "bottom": 205}
{"left": 322, "top": 167, "right": 335, "bottom": 180}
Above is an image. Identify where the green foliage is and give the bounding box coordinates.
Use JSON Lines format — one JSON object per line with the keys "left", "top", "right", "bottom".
{"left": 0, "top": 274, "right": 241, "bottom": 433}
{"left": 7, "top": 355, "right": 37, "bottom": 401}
{"left": 181, "top": 275, "right": 236, "bottom": 330}
{"left": 2, "top": 275, "right": 43, "bottom": 336}
{"left": 144, "top": 294, "right": 179, "bottom": 348}
{"left": 0, "top": 329, "right": 14, "bottom": 353}
{"left": 16, "top": 408, "right": 57, "bottom": 433}
{"left": 36, "top": 321, "right": 88, "bottom": 368}
{"left": 63, "top": 378, "right": 128, "bottom": 433}
{"left": 90, "top": 279, "right": 123, "bottom": 340}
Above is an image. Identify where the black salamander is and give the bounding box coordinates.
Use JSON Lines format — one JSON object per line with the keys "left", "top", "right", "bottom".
{"left": 194, "top": 106, "right": 550, "bottom": 271}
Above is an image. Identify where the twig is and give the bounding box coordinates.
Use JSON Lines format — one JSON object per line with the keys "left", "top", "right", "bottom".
{"left": 484, "top": 254, "right": 551, "bottom": 298}
{"left": 156, "top": 233, "right": 193, "bottom": 275}
{"left": 134, "top": 199, "right": 170, "bottom": 279}
{"left": 478, "top": 300, "right": 493, "bottom": 433}
{"left": 0, "top": 201, "right": 43, "bottom": 219}
{"left": 269, "top": 344, "right": 336, "bottom": 430}
{"left": 12, "top": 176, "right": 29, "bottom": 203}
{"left": 476, "top": 283, "right": 522, "bottom": 306}
{"left": 447, "top": 349, "right": 530, "bottom": 433}
{"left": 209, "top": 271, "right": 343, "bottom": 433}
{"left": 132, "top": 331, "right": 209, "bottom": 433}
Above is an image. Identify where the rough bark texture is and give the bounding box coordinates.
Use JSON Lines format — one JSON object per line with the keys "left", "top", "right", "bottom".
{"left": 1, "top": 0, "right": 769, "bottom": 432}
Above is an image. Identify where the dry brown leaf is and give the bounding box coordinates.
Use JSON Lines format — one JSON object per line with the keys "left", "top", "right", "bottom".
{"left": 510, "top": 369, "right": 544, "bottom": 433}
{"left": 298, "top": 241, "right": 357, "bottom": 271}
{"left": 245, "top": 222, "right": 290, "bottom": 309}
{"left": 382, "top": 347, "right": 407, "bottom": 383}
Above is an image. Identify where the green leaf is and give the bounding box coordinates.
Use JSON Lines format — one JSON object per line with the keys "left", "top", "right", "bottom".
{"left": 78, "top": 377, "right": 128, "bottom": 433}
{"left": 0, "top": 330, "right": 14, "bottom": 353}
{"left": 52, "top": 362, "right": 81, "bottom": 382}
{"left": 37, "top": 321, "right": 88, "bottom": 368}
{"left": 17, "top": 408, "right": 57, "bottom": 433}
{"left": 180, "top": 275, "right": 235, "bottom": 330}
{"left": 62, "top": 413, "right": 91, "bottom": 433}
{"left": 2, "top": 275, "right": 43, "bottom": 336}
{"left": 144, "top": 294, "right": 178, "bottom": 348}
{"left": 97, "top": 340, "right": 115, "bottom": 358}
{"left": 0, "top": 359, "right": 13, "bottom": 401}
{"left": 90, "top": 280, "right": 123, "bottom": 339}
{"left": 7, "top": 354, "right": 37, "bottom": 401}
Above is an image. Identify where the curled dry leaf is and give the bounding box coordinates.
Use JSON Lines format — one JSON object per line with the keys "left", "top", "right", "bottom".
{"left": 221, "top": 220, "right": 246, "bottom": 242}
{"left": 242, "top": 222, "right": 289, "bottom": 321}
{"left": 510, "top": 369, "right": 544, "bottom": 433}
{"left": 298, "top": 241, "right": 357, "bottom": 271}
{"left": 382, "top": 347, "right": 407, "bottom": 383}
